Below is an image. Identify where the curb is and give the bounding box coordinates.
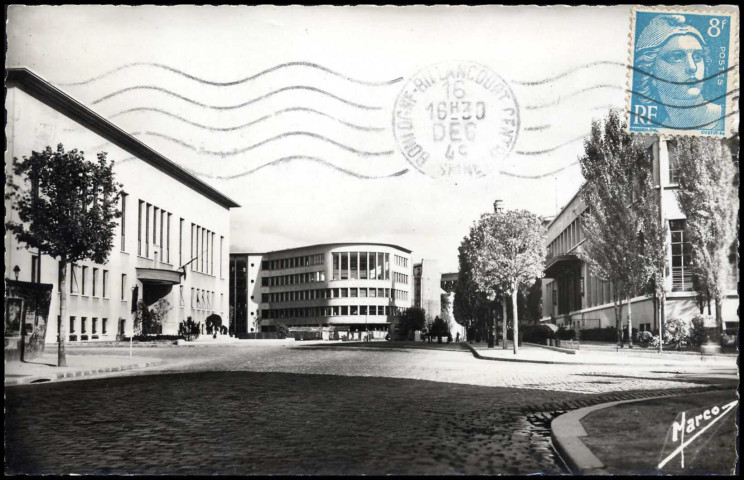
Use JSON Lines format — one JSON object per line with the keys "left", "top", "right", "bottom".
{"left": 463, "top": 342, "right": 591, "bottom": 365}
{"left": 524, "top": 342, "right": 579, "bottom": 354}
{"left": 462, "top": 343, "right": 732, "bottom": 366}
{"left": 4, "top": 360, "right": 165, "bottom": 386}
{"left": 550, "top": 392, "right": 693, "bottom": 475}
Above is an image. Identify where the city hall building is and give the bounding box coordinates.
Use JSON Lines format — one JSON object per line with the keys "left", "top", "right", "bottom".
{"left": 5, "top": 68, "right": 240, "bottom": 345}
{"left": 230, "top": 244, "right": 413, "bottom": 339}
{"left": 542, "top": 136, "right": 739, "bottom": 333}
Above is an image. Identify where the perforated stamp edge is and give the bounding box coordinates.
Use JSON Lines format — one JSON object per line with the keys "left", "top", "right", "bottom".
{"left": 625, "top": 5, "right": 739, "bottom": 139}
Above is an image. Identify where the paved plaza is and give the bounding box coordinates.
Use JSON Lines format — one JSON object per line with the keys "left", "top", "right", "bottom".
{"left": 5, "top": 341, "right": 737, "bottom": 475}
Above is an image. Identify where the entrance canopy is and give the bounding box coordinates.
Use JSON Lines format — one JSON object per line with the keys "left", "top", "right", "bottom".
{"left": 136, "top": 268, "right": 182, "bottom": 285}
{"left": 543, "top": 254, "right": 581, "bottom": 278}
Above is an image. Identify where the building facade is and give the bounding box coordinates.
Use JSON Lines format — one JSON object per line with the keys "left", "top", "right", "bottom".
{"left": 4, "top": 68, "right": 240, "bottom": 344}
{"left": 542, "top": 136, "right": 739, "bottom": 333}
{"left": 440, "top": 272, "right": 458, "bottom": 294}
{"left": 230, "top": 244, "right": 413, "bottom": 339}
{"left": 413, "top": 259, "right": 442, "bottom": 322}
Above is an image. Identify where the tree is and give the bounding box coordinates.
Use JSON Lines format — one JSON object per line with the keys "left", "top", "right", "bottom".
{"left": 467, "top": 209, "right": 546, "bottom": 354}
{"left": 454, "top": 237, "right": 495, "bottom": 344}
{"left": 430, "top": 316, "right": 449, "bottom": 343}
{"left": 6, "top": 145, "right": 122, "bottom": 367}
{"left": 275, "top": 324, "right": 289, "bottom": 339}
{"left": 399, "top": 306, "right": 426, "bottom": 341}
{"left": 674, "top": 137, "right": 738, "bottom": 345}
{"left": 578, "top": 109, "right": 667, "bottom": 349}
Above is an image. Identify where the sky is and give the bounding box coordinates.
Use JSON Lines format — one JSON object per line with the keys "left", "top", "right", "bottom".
{"left": 7, "top": 5, "right": 637, "bottom": 272}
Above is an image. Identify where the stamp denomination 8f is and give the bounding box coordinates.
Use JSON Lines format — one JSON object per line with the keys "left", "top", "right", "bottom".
{"left": 627, "top": 8, "right": 739, "bottom": 138}
{"left": 393, "top": 61, "right": 519, "bottom": 179}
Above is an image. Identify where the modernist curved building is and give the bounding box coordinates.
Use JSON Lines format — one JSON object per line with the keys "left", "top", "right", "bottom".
{"left": 230, "top": 243, "right": 413, "bottom": 339}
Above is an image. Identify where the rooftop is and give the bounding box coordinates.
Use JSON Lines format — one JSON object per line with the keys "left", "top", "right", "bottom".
{"left": 6, "top": 67, "right": 241, "bottom": 210}
{"left": 231, "top": 242, "right": 413, "bottom": 256}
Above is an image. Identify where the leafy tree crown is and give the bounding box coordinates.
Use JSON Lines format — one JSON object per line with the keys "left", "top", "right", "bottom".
{"left": 6, "top": 144, "right": 123, "bottom": 264}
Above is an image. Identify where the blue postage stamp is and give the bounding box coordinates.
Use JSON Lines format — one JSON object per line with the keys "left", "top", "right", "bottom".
{"left": 627, "top": 7, "right": 739, "bottom": 137}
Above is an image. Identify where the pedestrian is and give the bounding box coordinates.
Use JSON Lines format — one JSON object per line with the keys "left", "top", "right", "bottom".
{"left": 456, "top": 332, "right": 460, "bottom": 343}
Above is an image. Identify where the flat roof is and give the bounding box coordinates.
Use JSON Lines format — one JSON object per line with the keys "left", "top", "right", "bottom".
{"left": 6, "top": 67, "right": 241, "bottom": 210}
{"left": 231, "top": 242, "right": 413, "bottom": 256}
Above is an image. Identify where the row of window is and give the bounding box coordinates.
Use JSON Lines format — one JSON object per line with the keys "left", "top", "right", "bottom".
{"left": 67, "top": 316, "right": 108, "bottom": 335}
{"left": 190, "top": 223, "right": 220, "bottom": 276}
{"left": 393, "top": 272, "right": 409, "bottom": 285}
{"left": 260, "top": 287, "right": 407, "bottom": 303}
{"left": 261, "top": 305, "right": 406, "bottom": 319}
{"left": 261, "top": 254, "right": 325, "bottom": 270}
{"left": 137, "top": 199, "right": 173, "bottom": 264}
{"left": 178, "top": 287, "right": 221, "bottom": 311}
{"left": 261, "top": 271, "right": 326, "bottom": 287}
{"left": 547, "top": 215, "right": 584, "bottom": 259}
{"left": 133, "top": 197, "right": 224, "bottom": 277}
{"left": 62, "top": 264, "right": 111, "bottom": 298}
{"left": 332, "top": 252, "right": 393, "bottom": 281}
{"left": 585, "top": 275, "right": 613, "bottom": 308}
{"left": 394, "top": 254, "right": 409, "bottom": 268}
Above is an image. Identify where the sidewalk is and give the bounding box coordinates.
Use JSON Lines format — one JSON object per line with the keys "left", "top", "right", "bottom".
{"left": 5, "top": 352, "right": 164, "bottom": 386}
{"left": 466, "top": 342, "right": 737, "bottom": 366}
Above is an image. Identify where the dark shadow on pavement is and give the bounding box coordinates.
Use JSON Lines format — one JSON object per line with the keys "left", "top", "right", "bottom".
{"left": 295, "top": 341, "right": 470, "bottom": 353}
{"left": 10, "top": 359, "right": 57, "bottom": 367}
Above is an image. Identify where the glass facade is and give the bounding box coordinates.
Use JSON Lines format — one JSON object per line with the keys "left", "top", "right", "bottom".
{"left": 331, "top": 251, "right": 398, "bottom": 281}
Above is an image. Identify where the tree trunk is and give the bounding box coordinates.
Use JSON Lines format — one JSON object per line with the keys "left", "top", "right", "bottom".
{"left": 657, "top": 291, "right": 665, "bottom": 353}
{"left": 714, "top": 295, "right": 723, "bottom": 344}
{"left": 58, "top": 260, "right": 68, "bottom": 367}
{"left": 627, "top": 295, "right": 633, "bottom": 348}
{"left": 511, "top": 289, "right": 519, "bottom": 355}
{"left": 502, "top": 294, "right": 508, "bottom": 350}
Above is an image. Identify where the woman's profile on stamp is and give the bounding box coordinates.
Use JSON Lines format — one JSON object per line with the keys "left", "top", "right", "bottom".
{"left": 633, "top": 14, "right": 723, "bottom": 131}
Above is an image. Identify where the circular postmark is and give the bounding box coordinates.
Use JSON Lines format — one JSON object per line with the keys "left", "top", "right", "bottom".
{"left": 392, "top": 61, "right": 520, "bottom": 179}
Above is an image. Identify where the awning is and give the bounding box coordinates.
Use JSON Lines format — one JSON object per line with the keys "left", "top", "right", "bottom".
{"left": 540, "top": 323, "right": 559, "bottom": 333}
{"left": 136, "top": 268, "right": 182, "bottom": 285}
{"left": 543, "top": 254, "right": 581, "bottom": 278}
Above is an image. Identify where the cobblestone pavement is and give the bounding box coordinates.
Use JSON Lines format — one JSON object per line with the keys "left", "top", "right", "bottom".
{"left": 86, "top": 342, "right": 734, "bottom": 394}
{"left": 5, "top": 343, "right": 736, "bottom": 475}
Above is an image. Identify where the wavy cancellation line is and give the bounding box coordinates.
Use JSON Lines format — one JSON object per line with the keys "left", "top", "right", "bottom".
{"left": 521, "top": 104, "right": 616, "bottom": 132}
{"left": 513, "top": 60, "right": 737, "bottom": 87}
{"left": 514, "top": 134, "right": 589, "bottom": 156}
{"left": 195, "top": 156, "right": 409, "bottom": 180}
{"left": 629, "top": 109, "right": 739, "bottom": 130}
{"left": 92, "top": 85, "right": 383, "bottom": 111}
{"left": 112, "top": 153, "right": 572, "bottom": 181}
{"left": 630, "top": 87, "right": 739, "bottom": 110}
{"left": 499, "top": 161, "right": 579, "bottom": 179}
{"left": 143, "top": 131, "right": 394, "bottom": 157}
{"left": 524, "top": 84, "right": 738, "bottom": 111}
{"left": 56, "top": 61, "right": 404, "bottom": 87}
{"left": 108, "top": 106, "right": 387, "bottom": 132}
{"left": 524, "top": 84, "right": 625, "bottom": 110}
